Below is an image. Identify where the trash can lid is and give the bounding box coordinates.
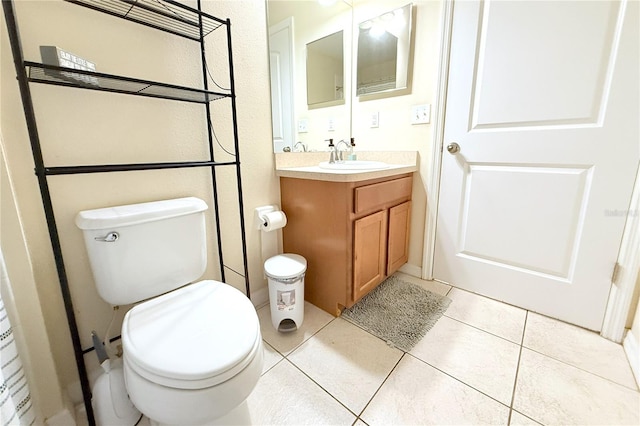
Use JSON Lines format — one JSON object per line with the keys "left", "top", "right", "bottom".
{"left": 264, "top": 254, "right": 307, "bottom": 280}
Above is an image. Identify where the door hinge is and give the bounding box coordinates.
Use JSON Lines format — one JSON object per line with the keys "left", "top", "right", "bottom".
{"left": 611, "top": 262, "right": 622, "bottom": 285}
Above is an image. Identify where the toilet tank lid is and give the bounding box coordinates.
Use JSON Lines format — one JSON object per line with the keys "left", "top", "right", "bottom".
{"left": 75, "top": 197, "right": 208, "bottom": 230}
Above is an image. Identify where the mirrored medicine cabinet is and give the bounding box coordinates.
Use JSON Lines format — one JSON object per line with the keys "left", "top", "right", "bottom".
{"left": 356, "top": 3, "right": 412, "bottom": 97}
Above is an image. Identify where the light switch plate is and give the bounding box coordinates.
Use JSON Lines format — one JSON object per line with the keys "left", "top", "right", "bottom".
{"left": 327, "top": 117, "right": 335, "bottom": 131}
{"left": 411, "top": 104, "right": 431, "bottom": 124}
{"left": 297, "top": 119, "right": 308, "bottom": 133}
{"left": 370, "top": 112, "right": 379, "bottom": 128}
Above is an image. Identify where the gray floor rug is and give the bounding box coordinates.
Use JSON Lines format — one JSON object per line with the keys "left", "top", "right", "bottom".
{"left": 341, "top": 275, "right": 452, "bottom": 351}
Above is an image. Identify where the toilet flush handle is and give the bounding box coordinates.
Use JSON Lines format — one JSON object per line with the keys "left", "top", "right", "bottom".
{"left": 95, "top": 232, "right": 119, "bottom": 242}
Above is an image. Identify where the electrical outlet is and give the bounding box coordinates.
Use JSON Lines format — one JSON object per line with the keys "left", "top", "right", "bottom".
{"left": 297, "top": 119, "right": 308, "bottom": 133}
{"left": 370, "top": 112, "right": 379, "bottom": 128}
{"left": 327, "top": 117, "right": 335, "bottom": 131}
{"left": 411, "top": 104, "right": 431, "bottom": 124}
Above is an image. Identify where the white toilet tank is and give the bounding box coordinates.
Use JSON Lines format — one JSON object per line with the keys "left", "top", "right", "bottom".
{"left": 75, "top": 197, "right": 208, "bottom": 305}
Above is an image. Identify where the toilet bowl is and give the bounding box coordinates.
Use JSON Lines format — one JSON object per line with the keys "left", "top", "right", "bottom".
{"left": 122, "top": 280, "right": 262, "bottom": 425}
{"left": 76, "top": 198, "right": 263, "bottom": 425}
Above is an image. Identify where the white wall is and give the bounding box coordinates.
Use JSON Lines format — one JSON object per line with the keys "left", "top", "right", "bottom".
{"left": 1, "top": 0, "right": 276, "bottom": 407}
{"left": 1, "top": 136, "right": 70, "bottom": 422}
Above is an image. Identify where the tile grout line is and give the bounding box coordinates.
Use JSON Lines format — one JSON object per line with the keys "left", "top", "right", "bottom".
{"left": 444, "top": 285, "right": 453, "bottom": 297}
{"left": 507, "top": 310, "right": 529, "bottom": 425}
{"left": 522, "top": 345, "right": 640, "bottom": 393}
{"left": 334, "top": 308, "right": 521, "bottom": 417}
{"left": 356, "top": 352, "right": 407, "bottom": 421}
{"left": 444, "top": 284, "right": 537, "bottom": 313}
{"left": 440, "top": 297, "right": 638, "bottom": 394}
{"left": 259, "top": 348, "right": 284, "bottom": 377}
{"left": 339, "top": 315, "right": 405, "bottom": 350}
{"left": 405, "top": 352, "right": 512, "bottom": 411}
{"left": 283, "top": 357, "right": 361, "bottom": 420}
{"left": 270, "top": 314, "right": 339, "bottom": 358}
{"left": 442, "top": 313, "right": 524, "bottom": 346}
{"left": 314, "top": 298, "right": 521, "bottom": 415}
{"left": 439, "top": 301, "right": 639, "bottom": 393}
{"left": 276, "top": 316, "right": 363, "bottom": 421}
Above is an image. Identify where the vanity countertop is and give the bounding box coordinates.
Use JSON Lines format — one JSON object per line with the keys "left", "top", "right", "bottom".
{"left": 275, "top": 151, "right": 418, "bottom": 182}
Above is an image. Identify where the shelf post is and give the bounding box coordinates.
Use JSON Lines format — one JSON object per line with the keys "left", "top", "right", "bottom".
{"left": 197, "top": 0, "right": 227, "bottom": 284}
{"left": 225, "top": 17, "right": 251, "bottom": 299}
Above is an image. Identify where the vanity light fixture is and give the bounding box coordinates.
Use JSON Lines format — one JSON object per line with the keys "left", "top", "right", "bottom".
{"left": 359, "top": 20, "right": 373, "bottom": 30}
{"left": 369, "top": 22, "right": 386, "bottom": 38}
{"left": 360, "top": 9, "right": 407, "bottom": 39}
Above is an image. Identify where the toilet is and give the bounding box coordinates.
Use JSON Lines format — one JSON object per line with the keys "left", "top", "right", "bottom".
{"left": 76, "top": 197, "right": 263, "bottom": 426}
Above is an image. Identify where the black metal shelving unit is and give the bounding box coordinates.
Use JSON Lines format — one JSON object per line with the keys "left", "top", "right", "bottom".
{"left": 2, "top": 1, "right": 250, "bottom": 425}
{"left": 26, "top": 62, "right": 231, "bottom": 103}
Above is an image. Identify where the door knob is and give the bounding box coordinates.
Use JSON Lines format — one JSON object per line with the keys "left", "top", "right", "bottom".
{"left": 447, "top": 142, "right": 460, "bottom": 154}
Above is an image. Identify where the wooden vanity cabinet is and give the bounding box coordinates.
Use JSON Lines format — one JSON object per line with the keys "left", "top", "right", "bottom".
{"left": 280, "top": 173, "right": 412, "bottom": 316}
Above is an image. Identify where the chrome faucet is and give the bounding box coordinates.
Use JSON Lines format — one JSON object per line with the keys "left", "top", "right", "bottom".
{"left": 294, "top": 141, "right": 307, "bottom": 152}
{"left": 326, "top": 139, "right": 336, "bottom": 163}
{"left": 335, "top": 140, "right": 350, "bottom": 162}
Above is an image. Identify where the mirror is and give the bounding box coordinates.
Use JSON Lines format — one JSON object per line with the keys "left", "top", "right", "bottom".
{"left": 267, "top": 0, "right": 352, "bottom": 153}
{"left": 356, "top": 3, "right": 412, "bottom": 97}
{"left": 306, "top": 31, "right": 345, "bottom": 107}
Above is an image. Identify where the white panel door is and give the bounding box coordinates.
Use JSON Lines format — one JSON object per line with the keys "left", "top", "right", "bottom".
{"left": 434, "top": 0, "right": 639, "bottom": 330}
{"left": 269, "top": 19, "right": 295, "bottom": 153}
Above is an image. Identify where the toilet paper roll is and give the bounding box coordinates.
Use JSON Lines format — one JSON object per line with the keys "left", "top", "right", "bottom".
{"left": 261, "top": 211, "right": 287, "bottom": 232}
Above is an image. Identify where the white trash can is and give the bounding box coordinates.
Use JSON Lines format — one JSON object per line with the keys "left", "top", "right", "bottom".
{"left": 264, "top": 253, "right": 306, "bottom": 332}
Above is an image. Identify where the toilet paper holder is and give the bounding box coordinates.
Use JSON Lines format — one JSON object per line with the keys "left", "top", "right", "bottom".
{"left": 254, "top": 205, "right": 279, "bottom": 230}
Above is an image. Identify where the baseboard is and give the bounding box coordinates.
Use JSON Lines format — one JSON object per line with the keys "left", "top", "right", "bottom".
{"left": 251, "top": 285, "right": 269, "bottom": 309}
{"left": 398, "top": 263, "right": 422, "bottom": 279}
{"left": 623, "top": 330, "right": 640, "bottom": 388}
{"left": 45, "top": 408, "right": 76, "bottom": 426}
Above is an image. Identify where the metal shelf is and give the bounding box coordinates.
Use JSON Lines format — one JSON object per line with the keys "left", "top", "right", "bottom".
{"left": 64, "top": 0, "right": 226, "bottom": 41}
{"left": 44, "top": 160, "right": 238, "bottom": 175}
{"left": 26, "top": 62, "right": 229, "bottom": 103}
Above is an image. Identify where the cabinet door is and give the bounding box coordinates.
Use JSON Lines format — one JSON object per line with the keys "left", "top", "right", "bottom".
{"left": 387, "top": 201, "right": 411, "bottom": 275}
{"left": 353, "top": 210, "right": 387, "bottom": 302}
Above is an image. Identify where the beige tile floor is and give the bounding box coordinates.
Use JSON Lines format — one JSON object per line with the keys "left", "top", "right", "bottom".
{"left": 247, "top": 272, "right": 640, "bottom": 425}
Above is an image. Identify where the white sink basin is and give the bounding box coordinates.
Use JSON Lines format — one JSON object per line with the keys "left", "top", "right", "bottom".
{"left": 318, "top": 160, "right": 390, "bottom": 171}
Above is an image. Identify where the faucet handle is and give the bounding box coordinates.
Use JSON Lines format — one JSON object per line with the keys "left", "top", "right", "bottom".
{"left": 325, "top": 138, "right": 334, "bottom": 147}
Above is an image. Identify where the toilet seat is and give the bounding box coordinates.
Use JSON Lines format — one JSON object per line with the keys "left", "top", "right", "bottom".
{"left": 122, "top": 280, "right": 261, "bottom": 390}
